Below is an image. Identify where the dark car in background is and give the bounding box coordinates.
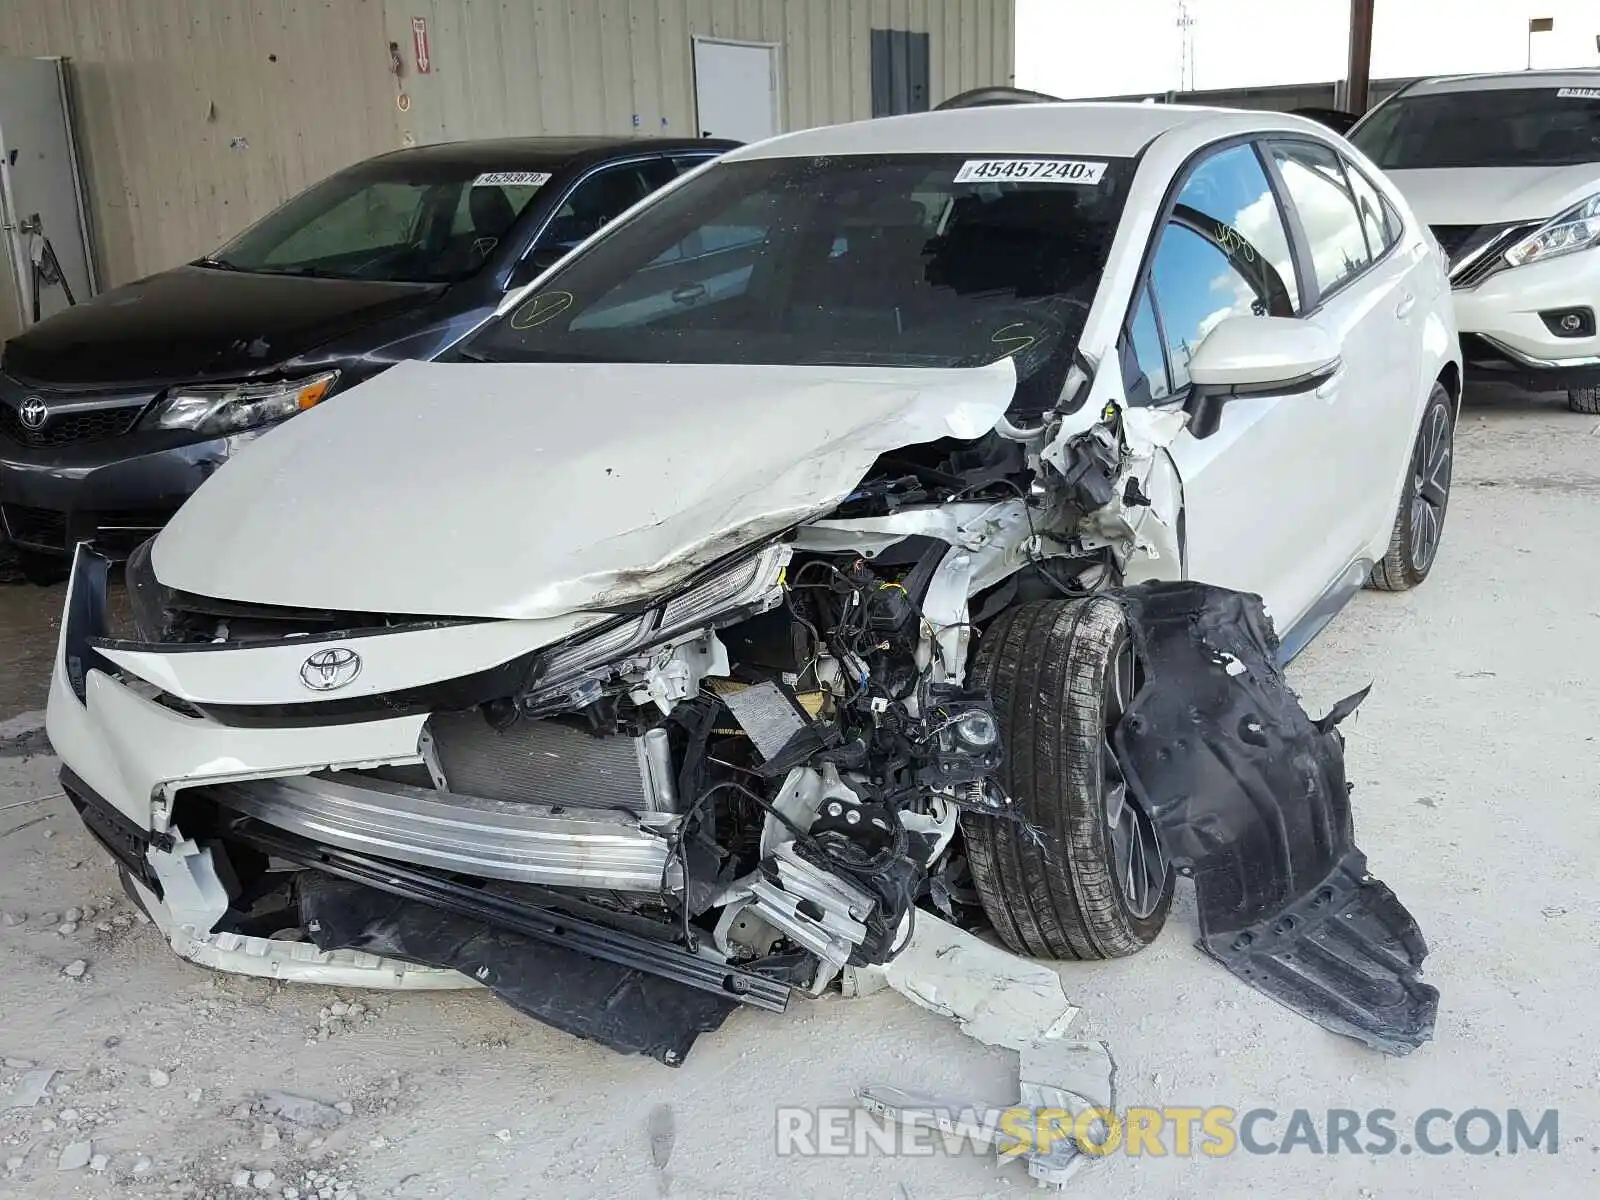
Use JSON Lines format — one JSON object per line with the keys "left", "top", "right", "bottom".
{"left": 0, "top": 135, "right": 736, "bottom": 581}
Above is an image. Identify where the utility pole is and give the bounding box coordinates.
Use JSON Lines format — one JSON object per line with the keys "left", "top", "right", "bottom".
{"left": 1345, "top": 0, "right": 1375, "bottom": 114}
{"left": 1176, "top": 1, "right": 1197, "bottom": 92}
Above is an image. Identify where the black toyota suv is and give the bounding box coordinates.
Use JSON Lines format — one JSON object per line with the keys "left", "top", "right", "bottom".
{"left": 0, "top": 134, "right": 735, "bottom": 581}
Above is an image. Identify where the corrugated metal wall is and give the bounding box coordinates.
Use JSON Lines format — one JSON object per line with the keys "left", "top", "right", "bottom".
{"left": 389, "top": 0, "right": 1014, "bottom": 143}
{"left": 0, "top": 0, "right": 401, "bottom": 286}
{"left": 1, "top": 0, "right": 1013, "bottom": 287}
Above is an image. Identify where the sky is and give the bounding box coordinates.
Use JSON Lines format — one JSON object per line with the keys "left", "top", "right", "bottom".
{"left": 1016, "top": 0, "right": 1600, "bottom": 98}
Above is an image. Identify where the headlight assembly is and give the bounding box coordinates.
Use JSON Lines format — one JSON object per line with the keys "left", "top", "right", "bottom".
{"left": 1504, "top": 193, "right": 1600, "bottom": 269}
{"left": 142, "top": 370, "right": 338, "bottom": 435}
{"left": 525, "top": 544, "right": 792, "bottom": 705}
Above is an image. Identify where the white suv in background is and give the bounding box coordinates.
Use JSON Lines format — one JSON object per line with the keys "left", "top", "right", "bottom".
{"left": 1352, "top": 71, "right": 1600, "bottom": 413}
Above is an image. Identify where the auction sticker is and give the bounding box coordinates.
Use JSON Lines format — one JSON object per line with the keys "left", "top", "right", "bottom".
{"left": 1557, "top": 87, "right": 1600, "bottom": 99}
{"left": 473, "top": 171, "right": 552, "bottom": 187}
{"left": 953, "top": 158, "right": 1107, "bottom": 184}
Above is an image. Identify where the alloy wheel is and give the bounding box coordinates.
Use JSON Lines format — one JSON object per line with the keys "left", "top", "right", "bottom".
{"left": 1408, "top": 402, "right": 1452, "bottom": 572}
{"left": 1101, "top": 633, "right": 1167, "bottom": 919}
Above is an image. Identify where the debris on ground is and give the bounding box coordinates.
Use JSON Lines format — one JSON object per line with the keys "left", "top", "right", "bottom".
{"left": 56, "top": 1140, "right": 92, "bottom": 1171}
{"left": 257, "top": 1090, "right": 348, "bottom": 1131}
{"left": 861, "top": 1040, "right": 1117, "bottom": 1191}
{"left": 60, "top": 959, "right": 87, "bottom": 979}
{"left": 3, "top": 1067, "right": 58, "bottom": 1108}
{"left": 309, "top": 998, "right": 376, "bottom": 1042}
{"left": 843, "top": 913, "right": 1077, "bottom": 1050}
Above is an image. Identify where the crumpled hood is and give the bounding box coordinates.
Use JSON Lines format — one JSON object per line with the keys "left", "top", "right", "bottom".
{"left": 1385, "top": 164, "right": 1600, "bottom": 226}
{"left": 152, "top": 358, "right": 1015, "bottom": 619}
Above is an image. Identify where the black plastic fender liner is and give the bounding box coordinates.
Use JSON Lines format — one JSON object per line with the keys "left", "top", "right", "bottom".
{"left": 1111, "top": 581, "right": 1438, "bottom": 1056}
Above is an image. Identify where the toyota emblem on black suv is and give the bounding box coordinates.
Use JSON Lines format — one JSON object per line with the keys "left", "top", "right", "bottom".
{"left": 300, "top": 646, "right": 362, "bottom": 691}
{"left": 19, "top": 397, "right": 48, "bottom": 430}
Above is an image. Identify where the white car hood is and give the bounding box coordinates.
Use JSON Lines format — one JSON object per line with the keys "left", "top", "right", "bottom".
{"left": 152, "top": 358, "right": 1016, "bottom": 620}
{"left": 1384, "top": 164, "right": 1600, "bottom": 226}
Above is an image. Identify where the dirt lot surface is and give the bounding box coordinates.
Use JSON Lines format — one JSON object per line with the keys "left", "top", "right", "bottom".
{"left": 2, "top": 385, "right": 1596, "bottom": 1199}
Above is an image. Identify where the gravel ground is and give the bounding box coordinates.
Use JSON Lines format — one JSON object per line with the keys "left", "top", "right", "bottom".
{"left": 1, "top": 384, "right": 1596, "bottom": 1199}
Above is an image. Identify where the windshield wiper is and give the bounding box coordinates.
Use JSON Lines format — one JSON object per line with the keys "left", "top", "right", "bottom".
{"left": 255, "top": 265, "right": 345, "bottom": 279}
{"left": 194, "top": 256, "right": 241, "bottom": 271}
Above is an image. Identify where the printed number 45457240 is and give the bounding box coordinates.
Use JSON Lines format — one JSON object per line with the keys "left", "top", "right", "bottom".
{"left": 952, "top": 158, "right": 1108, "bottom": 185}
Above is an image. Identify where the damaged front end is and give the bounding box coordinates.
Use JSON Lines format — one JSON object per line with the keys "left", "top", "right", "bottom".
{"left": 51, "top": 380, "right": 1435, "bottom": 1066}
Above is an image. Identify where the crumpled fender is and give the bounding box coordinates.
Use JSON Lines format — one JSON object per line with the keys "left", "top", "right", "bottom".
{"left": 1113, "top": 581, "right": 1438, "bottom": 1056}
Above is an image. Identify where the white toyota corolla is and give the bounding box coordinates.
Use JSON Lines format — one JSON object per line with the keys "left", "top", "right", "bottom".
{"left": 47, "top": 103, "right": 1453, "bottom": 1060}
{"left": 1351, "top": 70, "right": 1600, "bottom": 413}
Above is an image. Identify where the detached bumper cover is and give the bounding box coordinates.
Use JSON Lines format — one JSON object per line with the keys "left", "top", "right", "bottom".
{"left": 1116, "top": 582, "right": 1438, "bottom": 1056}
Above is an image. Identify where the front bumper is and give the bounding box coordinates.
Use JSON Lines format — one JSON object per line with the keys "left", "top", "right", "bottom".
{"left": 44, "top": 548, "right": 792, "bottom": 1029}
{"left": 0, "top": 430, "right": 232, "bottom": 557}
{"left": 1452, "top": 252, "right": 1600, "bottom": 391}
{"left": 46, "top": 546, "right": 493, "bottom": 986}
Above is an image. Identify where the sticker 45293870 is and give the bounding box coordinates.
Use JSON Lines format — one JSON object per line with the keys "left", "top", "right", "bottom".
{"left": 473, "top": 171, "right": 553, "bottom": 188}
{"left": 953, "top": 158, "right": 1108, "bottom": 185}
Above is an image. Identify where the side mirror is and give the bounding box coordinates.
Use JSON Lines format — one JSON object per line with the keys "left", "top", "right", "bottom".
{"left": 1184, "top": 316, "right": 1341, "bottom": 440}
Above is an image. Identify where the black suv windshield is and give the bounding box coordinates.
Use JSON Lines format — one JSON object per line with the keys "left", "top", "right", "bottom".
{"left": 466, "top": 154, "right": 1133, "bottom": 412}
{"left": 1353, "top": 86, "right": 1600, "bottom": 169}
{"left": 206, "top": 163, "right": 556, "bottom": 283}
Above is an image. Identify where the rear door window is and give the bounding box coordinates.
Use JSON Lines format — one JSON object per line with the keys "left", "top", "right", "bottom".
{"left": 1266, "top": 141, "right": 1373, "bottom": 298}
{"left": 540, "top": 160, "right": 679, "bottom": 251}
{"left": 1343, "top": 159, "right": 1399, "bottom": 257}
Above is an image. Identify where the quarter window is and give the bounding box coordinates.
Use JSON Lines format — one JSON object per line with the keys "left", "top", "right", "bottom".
{"left": 1127, "top": 289, "right": 1170, "bottom": 403}
{"left": 1344, "top": 159, "right": 1399, "bottom": 256}
{"left": 1267, "top": 141, "right": 1372, "bottom": 296}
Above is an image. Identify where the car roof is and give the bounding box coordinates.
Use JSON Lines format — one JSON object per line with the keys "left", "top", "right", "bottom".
{"left": 1401, "top": 68, "right": 1600, "bottom": 95}
{"left": 723, "top": 102, "right": 1329, "bottom": 162}
{"left": 364, "top": 135, "right": 739, "bottom": 172}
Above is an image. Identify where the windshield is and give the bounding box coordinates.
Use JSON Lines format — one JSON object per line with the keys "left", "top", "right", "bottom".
{"left": 207, "top": 164, "right": 556, "bottom": 283}
{"left": 465, "top": 154, "right": 1133, "bottom": 413}
{"left": 1352, "top": 86, "right": 1600, "bottom": 169}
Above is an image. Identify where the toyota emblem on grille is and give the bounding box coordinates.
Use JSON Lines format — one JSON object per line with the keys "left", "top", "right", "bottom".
{"left": 19, "top": 397, "right": 48, "bottom": 430}
{"left": 300, "top": 646, "right": 362, "bottom": 691}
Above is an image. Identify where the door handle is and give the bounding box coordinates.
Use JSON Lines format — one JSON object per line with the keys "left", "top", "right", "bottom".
{"left": 1395, "top": 293, "right": 1416, "bottom": 320}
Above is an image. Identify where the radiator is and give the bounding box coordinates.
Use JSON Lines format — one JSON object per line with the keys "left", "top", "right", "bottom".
{"left": 426, "top": 710, "right": 676, "bottom": 812}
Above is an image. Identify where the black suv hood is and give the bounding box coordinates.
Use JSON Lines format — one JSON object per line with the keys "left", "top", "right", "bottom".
{"left": 4, "top": 265, "right": 444, "bottom": 386}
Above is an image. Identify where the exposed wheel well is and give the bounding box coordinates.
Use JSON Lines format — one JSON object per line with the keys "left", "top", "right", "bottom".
{"left": 1438, "top": 361, "right": 1462, "bottom": 417}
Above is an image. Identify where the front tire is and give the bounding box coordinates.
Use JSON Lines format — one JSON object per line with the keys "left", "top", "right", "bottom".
{"left": 1568, "top": 387, "right": 1600, "bottom": 415}
{"left": 1367, "top": 381, "right": 1454, "bottom": 592}
{"left": 965, "top": 597, "right": 1174, "bottom": 960}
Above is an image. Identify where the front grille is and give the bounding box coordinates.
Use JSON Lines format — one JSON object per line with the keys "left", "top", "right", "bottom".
{"left": 1, "top": 504, "right": 68, "bottom": 550}
{"left": 1431, "top": 220, "right": 1545, "bottom": 291}
{"left": 427, "top": 710, "right": 658, "bottom": 810}
{"left": 1428, "top": 225, "right": 1481, "bottom": 261}
{"left": 1451, "top": 221, "right": 1543, "bottom": 290}
{"left": 0, "top": 402, "right": 141, "bottom": 447}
